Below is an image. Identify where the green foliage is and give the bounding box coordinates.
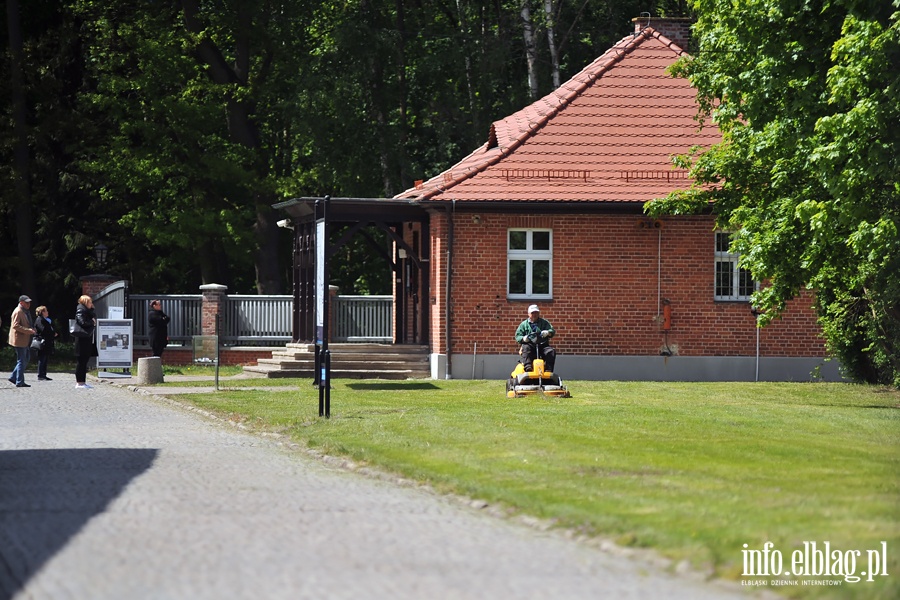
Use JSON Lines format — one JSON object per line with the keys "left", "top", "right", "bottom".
{"left": 3, "top": 0, "right": 682, "bottom": 303}
{"left": 647, "top": 0, "right": 900, "bottom": 385}
{"left": 72, "top": 0, "right": 281, "bottom": 290}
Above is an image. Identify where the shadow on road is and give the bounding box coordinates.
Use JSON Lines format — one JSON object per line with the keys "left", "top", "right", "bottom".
{"left": 0, "top": 448, "right": 157, "bottom": 600}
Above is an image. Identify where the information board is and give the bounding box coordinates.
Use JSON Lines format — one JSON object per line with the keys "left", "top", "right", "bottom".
{"left": 97, "top": 319, "right": 133, "bottom": 369}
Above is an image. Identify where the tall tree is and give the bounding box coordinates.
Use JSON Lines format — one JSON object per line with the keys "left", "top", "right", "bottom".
{"left": 646, "top": 0, "right": 900, "bottom": 385}
{"left": 74, "top": 0, "right": 325, "bottom": 293}
{"left": 520, "top": 0, "right": 540, "bottom": 98}
{"left": 543, "top": 0, "right": 560, "bottom": 88}
{"left": 179, "top": 0, "right": 281, "bottom": 293}
{"left": 2, "top": 0, "right": 659, "bottom": 304}
{"left": 5, "top": 0, "right": 35, "bottom": 295}
{"left": 1, "top": 0, "right": 121, "bottom": 316}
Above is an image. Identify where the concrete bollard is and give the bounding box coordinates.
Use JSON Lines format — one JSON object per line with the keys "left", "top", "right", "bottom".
{"left": 137, "top": 357, "right": 164, "bottom": 385}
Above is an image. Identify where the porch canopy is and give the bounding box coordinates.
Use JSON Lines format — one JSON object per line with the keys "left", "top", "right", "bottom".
{"left": 273, "top": 196, "right": 426, "bottom": 223}
{"left": 273, "top": 196, "right": 430, "bottom": 344}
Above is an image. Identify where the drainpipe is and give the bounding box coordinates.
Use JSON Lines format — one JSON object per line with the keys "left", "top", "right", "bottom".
{"left": 756, "top": 321, "right": 760, "bottom": 382}
{"left": 656, "top": 223, "right": 662, "bottom": 320}
{"left": 445, "top": 200, "right": 455, "bottom": 379}
{"left": 751, "top": 305, "right": 761, "bottom": 382}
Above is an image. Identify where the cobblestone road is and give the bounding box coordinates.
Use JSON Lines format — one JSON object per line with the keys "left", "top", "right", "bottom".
{"left": 1, "top": 375, "right": 762, "bottom": 600}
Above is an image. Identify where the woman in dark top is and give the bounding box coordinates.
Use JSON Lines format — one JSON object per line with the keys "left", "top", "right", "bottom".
{"left": 74, "top": 295, "right": 98, "bottom": 389}
{"left": 34, "top": 305, "right": 57, "bottom": 380}
{"left": 148, "top": 299, "right": 170, "bottom": 358}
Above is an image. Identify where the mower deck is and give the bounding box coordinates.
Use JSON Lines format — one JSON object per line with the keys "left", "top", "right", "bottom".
{"left": 506, "top": 360, "right": 571, "bottom": 398}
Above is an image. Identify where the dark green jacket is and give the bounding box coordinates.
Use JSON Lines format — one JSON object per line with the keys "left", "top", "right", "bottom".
{"left": 515, "top": 318, "right": 555, "bottom": 345}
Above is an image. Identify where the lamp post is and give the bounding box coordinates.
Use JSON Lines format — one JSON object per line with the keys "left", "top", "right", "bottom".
{"left": 94, "top": 243, "right": 109, "bottom": 273}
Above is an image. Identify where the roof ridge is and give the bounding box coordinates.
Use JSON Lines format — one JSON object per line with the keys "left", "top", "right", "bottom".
{"left": 492, "top": 31, "right": 644, "bottom": 152}
{"left": 396, "top": 26, "right": 688, "bottom": 201}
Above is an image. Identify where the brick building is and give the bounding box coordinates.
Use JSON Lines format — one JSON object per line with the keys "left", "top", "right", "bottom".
{"left": 279, "top": 17, "right": 842, "bottom": 382}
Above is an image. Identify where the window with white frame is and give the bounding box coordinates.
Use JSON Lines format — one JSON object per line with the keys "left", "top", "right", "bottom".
{"left": 508, "top": 229, "right": 552, "bottom": 299}
{"left": 715, "top": 232, "right": 756, "bottom": 301}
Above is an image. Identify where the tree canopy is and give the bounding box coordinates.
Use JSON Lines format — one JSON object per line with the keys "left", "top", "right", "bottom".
{"left": 646, "top": 0, "right": 900, "bottom": 385}
{"left": 3, "top": 0, "right": 664, "bottom": 317}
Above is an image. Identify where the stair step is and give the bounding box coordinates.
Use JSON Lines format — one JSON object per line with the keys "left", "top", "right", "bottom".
{"left": 270, "top": 352, "right": 428, "bottom": 362}
{"left": 284, "top": 342, "right": 428, "bottom": 353}
{"left": 244, "top": 344, "right": 430, "bottom": 380}
{"left": 256, "top": 359, "right": 426, "bottom": 369}
{"left": 243, "top": 367, "right": 430, "bottom": 380}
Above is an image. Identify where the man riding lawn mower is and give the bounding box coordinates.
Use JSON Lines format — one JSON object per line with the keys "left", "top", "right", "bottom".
{"left": 507, "top": 304, "right": 570, "bottom": 398}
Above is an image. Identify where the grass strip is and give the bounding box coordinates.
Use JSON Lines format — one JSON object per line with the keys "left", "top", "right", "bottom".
{"left": 171, "top": 380, "right": 898, "bottom": 599}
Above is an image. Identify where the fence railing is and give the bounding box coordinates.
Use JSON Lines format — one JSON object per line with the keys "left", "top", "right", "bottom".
{"left": 126, "top": 294, "right": 391, "bottom": 346}
{"left": 220, "top": 295, "right": 293, "bottom": 346}
{"left": 333, "top": 295, "right": 392, "bottom": 342}
{"left": 129, "top": 295, "right": 203, "bottom": 346}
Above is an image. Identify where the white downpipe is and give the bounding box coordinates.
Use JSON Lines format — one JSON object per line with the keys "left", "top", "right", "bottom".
{"left": 755, "top": 316, "right": 760, "bottom": 382}
{"left": 445, "top": 200, "right": 455, "bottom": 379}
{"left": 657, "top": 225, "right": 662, "bottom": 318}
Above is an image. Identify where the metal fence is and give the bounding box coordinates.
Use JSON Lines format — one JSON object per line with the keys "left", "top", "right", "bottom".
{"left": 333, "top": 295, "right": 392, "bottom": 342}
{"left": 127, "top": 293, "right": 391, "bottom": 346}
{"left": 129, "top": 295, "right": 203, "bottom": 346}
{"left": 219, "top": 295, "right": 293, "bottom": 346}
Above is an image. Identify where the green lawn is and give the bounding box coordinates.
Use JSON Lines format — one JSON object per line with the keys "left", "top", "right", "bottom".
{"left": 171, "top": 380, "right": 899, "bottom": 598}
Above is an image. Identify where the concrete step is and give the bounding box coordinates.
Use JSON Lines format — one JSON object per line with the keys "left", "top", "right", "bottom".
{"left": 255, "top": 358, "right": 427, "bottom": 370}
{"left": 242, "top": 366, "right": 430, "bottom": 380}
{"left": 244, "top": 344, "right": 430, "bottom": 380}
{"left": 269, "top": 352, "right": 429, "bottom": 363}
{"left": 283, "top": 342, "right": 428, "bottom": 354}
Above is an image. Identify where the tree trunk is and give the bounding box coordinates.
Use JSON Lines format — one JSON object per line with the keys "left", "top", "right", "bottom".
{"left": 6, "top": 0, "right": 35, "bottom": 294}
{"left": 456, "top": 0, "right": 479, "bottom": 136}
{"left": 197, "top": 238, "right": 233, "bottom": 288}
{"left": 520, "top": 0, "right": 539, "bottom": 100}
{"left": 254, "top": 196, "right": 282, "bottom": 294}
{"left": 180, "top": 0, "right": 281, "bottom": 294}
{"left": 544, "top": 0, "right": 560, "bottom": 89}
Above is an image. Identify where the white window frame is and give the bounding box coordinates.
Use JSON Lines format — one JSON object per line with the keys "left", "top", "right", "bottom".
{"left": 507, "top": 228, "right": 553, "bottom": 300}
{"left": 714, "top": 231, "right": 757, "bottom": 301}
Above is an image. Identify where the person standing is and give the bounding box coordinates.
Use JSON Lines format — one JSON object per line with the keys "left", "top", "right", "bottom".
{"left": 74, "top": 295, "right": 98, "bottom": 389}
{"left": 514, "top": 304, "right": 557, "bottom": 373}
{"left": 34, "top": 305, "right": 58, "bottom": 381}
{"left": 148, "top": 299, "right": 170, "bottom": 358}
{"left": 8, "top": 295, "right": 37, "bottom": 388}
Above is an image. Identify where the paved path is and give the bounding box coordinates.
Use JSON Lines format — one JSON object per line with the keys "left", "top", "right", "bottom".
{"left": 1, "top": 374, "right": 763, "bottom": 600}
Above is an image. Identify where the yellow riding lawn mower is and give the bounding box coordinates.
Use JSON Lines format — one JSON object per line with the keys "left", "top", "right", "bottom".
{"left": 506, "top": 343, "right": 571, "bottom": 398}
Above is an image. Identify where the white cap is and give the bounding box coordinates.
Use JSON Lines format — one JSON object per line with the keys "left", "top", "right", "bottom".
{"left": 527, "top": 304, "right": 540, "bottom": 314}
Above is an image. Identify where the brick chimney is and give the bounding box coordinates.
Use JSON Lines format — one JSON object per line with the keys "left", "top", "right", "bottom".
{"left": 633, "top": 16, "right": 692, "bottom": 52}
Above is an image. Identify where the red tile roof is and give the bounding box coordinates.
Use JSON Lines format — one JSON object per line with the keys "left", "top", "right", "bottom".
{"left": 396, "top": 26, "right": 720, "bottom": 204}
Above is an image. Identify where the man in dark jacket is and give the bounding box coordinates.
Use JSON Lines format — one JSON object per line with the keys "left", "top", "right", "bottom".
{"left": 148, "top": 299, "right": 171, "bottom": 358}
{"left": 514, "top": 304, "right": 557, "bottom": 373}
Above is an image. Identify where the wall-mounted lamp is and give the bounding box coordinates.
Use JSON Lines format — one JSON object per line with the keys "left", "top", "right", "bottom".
{"left": 472, "top": 215, "right": 482, "bottom": 224}
{"left": 277, "top": 219, "right": 294, "bottom": 230}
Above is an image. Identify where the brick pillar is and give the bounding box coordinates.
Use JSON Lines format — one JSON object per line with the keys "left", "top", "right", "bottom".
{"left": 80, "top": 274, "right": 119, "bottom": 299}
{"left": 200, "top": 284, "right": 228, "bottom": 336}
